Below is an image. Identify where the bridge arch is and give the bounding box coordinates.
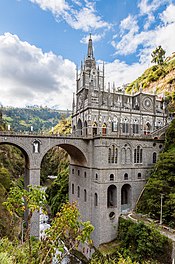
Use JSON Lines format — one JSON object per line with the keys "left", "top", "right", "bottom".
{"left": 40, "top": 142, "right": 87, "bottom": 167}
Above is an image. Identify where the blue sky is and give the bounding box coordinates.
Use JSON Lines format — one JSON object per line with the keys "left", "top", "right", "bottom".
{"left": 0, "top": 0, "right": 175, "bottom": 109}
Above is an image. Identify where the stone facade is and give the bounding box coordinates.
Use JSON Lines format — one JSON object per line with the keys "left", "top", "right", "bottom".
{"left": 70, "top": 35, "right": 168, "bottom": 247}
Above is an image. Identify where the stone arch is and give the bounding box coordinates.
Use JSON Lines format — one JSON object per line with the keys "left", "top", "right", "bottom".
{"left": 107, "top": 184, "right": 117, "bottom": 208}
{"left": 0, "top": 142, "right": 31, "bottom": 188}
{"left": 121, "top": 184, "right": 131, "bottom": 211}
{"left": 77, "top": 118, "right": 83, "bottom": 136}
{"left": 39, "top": 140, "right": 88, "bottom": 168}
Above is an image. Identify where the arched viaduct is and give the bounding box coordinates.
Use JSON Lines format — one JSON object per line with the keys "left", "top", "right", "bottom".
{"left": 0, "top": 131, "right": 89, "bottom": 237}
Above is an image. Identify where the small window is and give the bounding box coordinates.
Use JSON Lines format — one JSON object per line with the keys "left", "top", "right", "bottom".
{"left": 77, "top": 186, "right": 80, "bottom": 198}
{"left": 78, "top": 170, "right": 80, "bottom": 176}
{"left": 153, "top": 152, "right": 157, "bottom": 163}
{"left": 84, "top": 171, "right": 86, "bottom": 178}
{"left": 72, "top": 183, "right": 74, "bottom": 194}
{"left": 138, "top": 173, "right": 141, "bottom": 179}
{"left": 124, "top": 173, "right": 128, "bottom": 180}
{"left": 109, "top": 212, "right": 115, "bottom": 220}
{"left": 110, "top": 174, "right": 114, "bottom": 181}
{"left": 84, "top": 189, "right": 87, "bottom": 202}
{"left": 94, "top": 193, "right": 98, "bottom": 206}
{"left": 95, "top": 173, "right": 98, "bottom": 180}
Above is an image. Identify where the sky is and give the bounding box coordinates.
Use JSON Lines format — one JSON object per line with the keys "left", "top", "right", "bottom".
{"left": 0, "top": 0, "right": 175, "bottom": 110}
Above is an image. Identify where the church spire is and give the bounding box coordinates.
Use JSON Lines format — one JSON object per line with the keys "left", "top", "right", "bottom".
{"left": 85, "top": 34, "right": 96, "bottom": 71}
{"left": 87, "top": 33, "right": 94, "bottom": 59}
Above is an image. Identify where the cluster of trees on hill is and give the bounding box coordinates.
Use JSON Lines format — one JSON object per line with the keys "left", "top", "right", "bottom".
{"left": 2, "top": 106, "right": 70, "bottom": 132}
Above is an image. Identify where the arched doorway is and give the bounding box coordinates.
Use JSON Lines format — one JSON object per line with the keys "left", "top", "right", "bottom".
{"left": 107, "top": 185, "right": 117, "bottom": 207}
{"left": 121, "top": 184, "right": 131, "bottom": 211}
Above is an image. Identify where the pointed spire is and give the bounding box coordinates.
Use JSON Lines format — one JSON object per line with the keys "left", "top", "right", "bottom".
{"left": 87, "top": 33, "right": 93, "bottom": 59}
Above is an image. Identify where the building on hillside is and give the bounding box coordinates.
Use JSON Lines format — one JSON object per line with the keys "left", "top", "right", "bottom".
{"left": 69, "top": 35, "right": 168, "bottom": 249}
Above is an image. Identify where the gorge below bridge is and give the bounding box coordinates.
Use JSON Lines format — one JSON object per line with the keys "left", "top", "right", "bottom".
{"left": 0, "top": 131, "right": 89, "bottom": 237}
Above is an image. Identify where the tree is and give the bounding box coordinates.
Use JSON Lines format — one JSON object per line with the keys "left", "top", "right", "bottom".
{"left": 151, "top": 46, "right": 166, "bottom": 65}
{"left": 3, "top": 186, "right": 94, "bottom": 263}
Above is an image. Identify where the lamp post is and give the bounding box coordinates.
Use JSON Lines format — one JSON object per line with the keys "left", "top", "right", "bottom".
{"left": 160, "top": 193, "right": 164, "bottom": 225}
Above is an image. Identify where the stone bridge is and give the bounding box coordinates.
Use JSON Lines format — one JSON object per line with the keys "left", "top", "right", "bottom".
{"left": 0, "top": 131, "right": 89, "bottom": 237}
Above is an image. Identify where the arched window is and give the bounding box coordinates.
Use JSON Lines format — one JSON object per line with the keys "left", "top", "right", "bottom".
{"left": 72, "top": 183, "right": 74, "bottom": 194}
{"left": 77, "top": 186, "right": 80, "bottom": 198}
{"left": 92, "top": 122, "right": 98, "bottom": 136}
{"left": 102, "top": 123, "right": 107, "bottom": 135}
{"left": 121, "top": 184, "right": 131, "bottom": 210}
{"left": 124, "top": 173, "right": 128, "bottom": 180}
{"left": 138, "top": 173, "right": 141, "bottom": 179}
{"left": 94, "top": 193, "right": 98, "bottom": 206}
{"left": 108, "top": 148, "right": 111, "bottom": 163}
{"left": 77, "top": 119, "right": 82, "bottom": 136}
{"left": 153, "top": 152, "right": 157, "bottom": 163}
{"left": 107, "top": 185, "right": 117, "bottom": 208}
{"left": 33, "top": 140, "right": 40, "bottom": 153}
{"left": 110, "top": 174, "right": 114, "bottom": 181}
{"left": 84, "top": 121, "right": 88, "bottom": 136}
{"left": 122, "top": 146, "right": 131, "bottom": 164}
{"left": 122, "top": 118, "right": 129, "bottom": 133}
{"left": 133, "top": 119, "right": 139, "bottom": 134}
{"left": 108, "top": 145, "right": 118, "bottom": 164}
{"left": 115, "top": 148, "right": 118, "bottom": 163}
{"left": 144, "top": 122, "right": 151, "bottom": 135}
{"left": 112, "top": 119, "right": 118, "bottom": 132}
{"left": 134, "top": 146, "right": 143, "bottom": 163}
{"left": 84, "top": 189, "right": 87, "bottom": 202}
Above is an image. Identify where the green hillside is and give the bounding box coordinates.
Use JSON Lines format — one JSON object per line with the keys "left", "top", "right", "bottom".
{"left": 126, "top": 56, "right": 175, "bottom": 97}
{"left": 2, "top": 106, "right": 71, "bottom": 132}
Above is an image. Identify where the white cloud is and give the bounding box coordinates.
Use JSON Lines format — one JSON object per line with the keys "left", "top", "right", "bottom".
{"left": 29, "top": 0, "right": 110, "bottom": 32}
{"left": 120, "top": 15, "right": 139, "bottom": 34}
{"left": 104, "top": 59, "right": 149, "bottom": 89}
{"left": 112, "top": 2, "right": 175, "bottom": 61}
{"left": 138, "top": 0, "right": 171, "bottom": 29}
{"left": 30, "top": 0, "right": 69, "bottom": 15}
{"left": 138, "top": 0, "right": 170, "bottom": 15}
{"left": 160, "top": 3, "right": 175, "bottom": 25}
{"left": 0, "top": 33, "right": 75, "bottom": 109}
{"left": 143, "top": 13, "right": 155, "bottom": 30}
{"left": 80, "top": 33, "right": 104, "bottom": 44}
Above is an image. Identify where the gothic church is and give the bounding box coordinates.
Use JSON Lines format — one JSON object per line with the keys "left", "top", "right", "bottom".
{"left": 69, "top": 35, "right": 168, "bottom": 247}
